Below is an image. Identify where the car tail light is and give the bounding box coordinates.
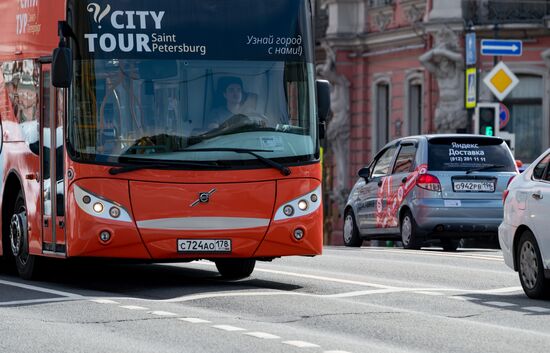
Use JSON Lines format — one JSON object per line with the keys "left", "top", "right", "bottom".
{"left": 502, "top": 175, "right": 516, "bottom": 204}
{"left": 416, "top": 174, "right": 441, "bottom": 192}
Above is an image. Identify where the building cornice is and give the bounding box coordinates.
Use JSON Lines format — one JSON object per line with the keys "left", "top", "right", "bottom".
{"left": 326, "top": 26, "right": 425, "bottom": 51}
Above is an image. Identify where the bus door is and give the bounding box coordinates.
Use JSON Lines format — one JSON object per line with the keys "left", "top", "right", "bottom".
{"left": 40, "top": 62, "right": 66, "bottom": 255}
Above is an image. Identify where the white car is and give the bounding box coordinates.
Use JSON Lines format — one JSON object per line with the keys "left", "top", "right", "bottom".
{"left": 499, "top": 148, "right": 550, "bottom": 299}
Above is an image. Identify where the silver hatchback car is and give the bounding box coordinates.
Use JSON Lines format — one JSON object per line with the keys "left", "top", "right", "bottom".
{"left": 344, "top": 134, "right": 518, "bottom": 251}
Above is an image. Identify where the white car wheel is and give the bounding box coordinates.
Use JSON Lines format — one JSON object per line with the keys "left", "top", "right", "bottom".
{"left": 517, "top": 230, "right": 549, "bottom": 299}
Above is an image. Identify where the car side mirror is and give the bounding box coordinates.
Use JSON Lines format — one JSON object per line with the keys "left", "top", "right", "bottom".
{"left": 358, "top": 167, "right": 370, "bottom": 181}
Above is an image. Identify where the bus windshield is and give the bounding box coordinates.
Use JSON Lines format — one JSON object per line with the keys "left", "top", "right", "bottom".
{"left": 67, "top": 0, "right": 317, "bottom": 166}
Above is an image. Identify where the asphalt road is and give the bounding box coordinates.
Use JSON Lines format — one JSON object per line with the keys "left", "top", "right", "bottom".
{"left": 1, "top": 246, "right": 549, "bottom": 353}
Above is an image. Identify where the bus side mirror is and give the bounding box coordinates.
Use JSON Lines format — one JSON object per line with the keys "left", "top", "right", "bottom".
{"left": 52, "top": 46, "right": 73, "bottom": 88}
{"left": 316, "top": 80, "right": 331, "bottom": 139}
{"left": 316, "top": 80, "right": 331, "bottom": 122}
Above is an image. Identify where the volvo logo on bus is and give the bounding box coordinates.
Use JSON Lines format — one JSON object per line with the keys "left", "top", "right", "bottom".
{"left": 190, "top": 188, "right": 216, "bottom": 207}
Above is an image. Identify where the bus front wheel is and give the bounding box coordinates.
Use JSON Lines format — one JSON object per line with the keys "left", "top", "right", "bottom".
{"left": 215, "top": 259, "right": 256, "bottom": 280}
{"left": 10, "top": 191, "right": 38, "bottom": 280}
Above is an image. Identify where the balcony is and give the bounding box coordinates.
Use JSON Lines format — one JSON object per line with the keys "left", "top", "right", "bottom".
{"left": 463, "top": 0, "right": 550, "bottom": 25}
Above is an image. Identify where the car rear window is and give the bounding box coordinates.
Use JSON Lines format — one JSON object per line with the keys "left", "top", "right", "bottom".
{"left": 428, "top": 137, "right": 516, "bottom": 172}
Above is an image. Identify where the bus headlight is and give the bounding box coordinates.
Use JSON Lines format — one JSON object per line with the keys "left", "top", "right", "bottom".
{"left": 109, "top": 207, "right": 121, "bottom": 218}
{"left": 93, "top": 202, "right": 104, "bottom": 213}
{"left": 283, "top": 205, "right": 295, "bottom": 217}
{"left": 274, "top": 185, "right": 322, "bottom": 221}
{"left": 74, "top": 185, "right": 132, "bottom": 223}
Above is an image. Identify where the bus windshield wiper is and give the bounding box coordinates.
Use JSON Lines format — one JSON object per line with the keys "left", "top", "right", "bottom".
{"left": 465, "top": 164, "right": 505, "bottom": 174}
{"left": 180, "top": 148, "right": 291, "bottom": 176}
{"left": 109, "top": 159, "right": 223, "bottom": 175}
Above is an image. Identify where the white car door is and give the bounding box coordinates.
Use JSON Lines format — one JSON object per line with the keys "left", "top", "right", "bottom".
{"left": 527, "top": 153, "right": 550, "bottom": 269}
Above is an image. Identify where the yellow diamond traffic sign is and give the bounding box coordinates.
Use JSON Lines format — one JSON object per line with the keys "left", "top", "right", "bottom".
{"left": 483, "top": 61, "right": 519, "bottom": 101}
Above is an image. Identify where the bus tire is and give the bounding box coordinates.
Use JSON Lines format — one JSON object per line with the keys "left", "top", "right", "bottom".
{"left": 10, "top": 191, "right": 39, "bottom": 280}
{"left": 215, "top": 259, "right": 256, "bottom": 280}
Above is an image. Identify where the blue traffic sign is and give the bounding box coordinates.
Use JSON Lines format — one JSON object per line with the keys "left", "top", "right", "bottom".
{"left": 466, "top": 33, "right": 476, "bottom": 65}
{"left": 481, "top": 39, "right": 522, "bottom": 56}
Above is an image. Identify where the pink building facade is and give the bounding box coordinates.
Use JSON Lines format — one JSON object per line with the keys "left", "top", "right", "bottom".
{"left": 318, "top": 0, "right": 550, "bottom": 244}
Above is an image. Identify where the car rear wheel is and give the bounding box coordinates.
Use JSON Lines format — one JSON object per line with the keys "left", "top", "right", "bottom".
{"left": 215, "top": 259, "right": 256, "bottom": 280}
{"left": 517, "top": 230, "right": 550, "bottom": 299}
{"left": 343, "top": 209, "right": 363, "bottom": 247}
{"left": 400, "top": 210, "right": 420, "bottom": 250}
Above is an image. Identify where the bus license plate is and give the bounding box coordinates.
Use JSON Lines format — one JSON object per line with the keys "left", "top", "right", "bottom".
{"left": 177, "top": 239, "right": 232, "bottom": 253}
{"left": 453, "top": 180, "right": 495, "bottom": 192}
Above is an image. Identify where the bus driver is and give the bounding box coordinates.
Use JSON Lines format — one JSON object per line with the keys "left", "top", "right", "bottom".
{"left": 208, "top": 76, "right": 260, "bottom": 129}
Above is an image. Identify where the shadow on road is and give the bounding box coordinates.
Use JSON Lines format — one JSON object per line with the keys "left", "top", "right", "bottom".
{"left": 0, "top": 259, "right": 302, "bottom": 304}
{"left": 452, "top": 292, "right": 550, "bottom": 316}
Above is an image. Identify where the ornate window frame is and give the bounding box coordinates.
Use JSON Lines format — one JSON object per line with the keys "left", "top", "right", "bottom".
{"left": 371, "top": 75, "right": 392, "bottom": 152}
{"left": 403, "top": 70, "right": 424, "bottom": 136}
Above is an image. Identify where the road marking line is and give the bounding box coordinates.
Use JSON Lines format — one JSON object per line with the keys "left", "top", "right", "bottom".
{"left": 325, "top": 289, "right": 403, "bottom": 298}
{"left": 523, "top": 306, "right": 550, "bottom": 313}
{"left": 283, "top": 341, "right": 320, "bottom": 348}
{"left": 91, "top": 299, "right": 119, "bottom": 304}
{"left": 471, "top": 287, "right": 522, "bottom": 294}
{"left": 212, "top": 325, "right": 246, "bottom": 332}
{"left": 159, "top": 286, "right": 524, "bottom": 303}
{"left": 361, "top": 248, "right": 503, "bottom": 261}
{"left": 189, "top": 262, "right": 519, "bottom": 298}
{"left": 149, "top": 311, "right": 178, "bottom": 316}
{"left": 448, "top": 296, "right": 479, "bottom": 301}
{"left": 414, "top": 291, "right": 444, "bottom": 296}
{"left": 120, "top": 305, "right": 148, "bottom": 310}
{"left": 324, "top": 351, "right": 353, "bottom": 353}
{"left": 0, "top": 297, "right": 81, "bottom": 306}
{"left": 244, "top": 332, "right": 280, "bottom": 339}
{"left": 0, "top": 279, "right": 84, "bottom": 298}
{"left": 164, "top": 290, "right": 302, "bottom": 303}
{"left": 179, "top": 318, "right": 211, "bottom": 324}
{"left": 483, "top": 301, "right": 517, "bottom": 307}
{"left": 252, "top": 269, "right": 393, "bottom": 289}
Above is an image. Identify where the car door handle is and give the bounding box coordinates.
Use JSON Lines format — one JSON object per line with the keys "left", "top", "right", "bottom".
{"left": 377, "top": 180, "right": 383, "bottom": 187}
{"left": 402, "top": 177, "right": 407, "bottom": 184}
{"left": 532, "top": 191, "right": 543, "bottom": 200}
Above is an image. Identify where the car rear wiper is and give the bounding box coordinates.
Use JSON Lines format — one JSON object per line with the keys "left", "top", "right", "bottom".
{"left": 179, "top": 148, "right": 291, "bottom": 176}
{"left": 465, "top": 164, "right": 505, "bottom": 174}
{"left": 109, "top": 160, "right": 224, "bottom": 175}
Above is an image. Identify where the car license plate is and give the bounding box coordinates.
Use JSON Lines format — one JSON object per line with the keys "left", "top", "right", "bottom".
{"left": 453, "top": 180, "right": 495, "bottom": 192}
{"left": 177, "top": 239, "right": 232, "bottom": 253}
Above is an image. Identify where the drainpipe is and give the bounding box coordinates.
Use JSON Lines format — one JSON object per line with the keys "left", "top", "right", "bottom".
{"left": 426, "top": 0, "right": 435, "bottom": 133}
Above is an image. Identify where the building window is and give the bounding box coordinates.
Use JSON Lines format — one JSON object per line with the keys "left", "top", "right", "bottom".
{"left": 408, "top": 80, "right": 422, "bottom": 135}
{"left": 463, "top": 0, "right": 550, "bottom": 25}
{"left": 502, "top": 74, "right": 543, "bottom": 163}
{"left": 368, "top": 0, "right": 394, "bottom": 8}
{"left": 375, "top": 82, "right": 390, "bottom": 150}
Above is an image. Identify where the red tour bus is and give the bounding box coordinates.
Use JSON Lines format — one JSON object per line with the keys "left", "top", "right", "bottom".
{"left": 0, "top": 0, "right": 330, "bottom": 279}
